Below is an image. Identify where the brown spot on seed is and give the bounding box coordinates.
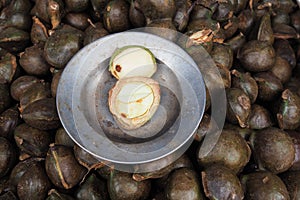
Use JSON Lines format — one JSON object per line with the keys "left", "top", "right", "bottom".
{"left": 136, "top": 99, "right": 143, "bottom": 103}
{"left": 116, "top": 65, "right": 122, "bottom": 72}
{"left": 121, "top": 113, "right": 127, "bottom": 118}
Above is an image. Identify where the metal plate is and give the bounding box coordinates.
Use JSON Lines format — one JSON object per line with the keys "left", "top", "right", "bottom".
{"left": 57, "top": 31, "right": 206, "bottom": 172}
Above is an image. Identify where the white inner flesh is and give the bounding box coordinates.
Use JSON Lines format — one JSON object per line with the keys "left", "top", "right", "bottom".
{"left": 113, "top": 47, "right": 156, "bottom": 78}
{"left": 116, "top": 82, "right": 154, "bottom": 119}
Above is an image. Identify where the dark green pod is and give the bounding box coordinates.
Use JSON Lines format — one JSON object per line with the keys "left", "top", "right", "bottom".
{"left": 173, "top": 0, "right": 192, "bottom": 32}
{"left": 212, "top": 1, "right": 234, "bottom": 22}
{"left": 0, "top": 83, "right": 11, "bottom": 114}
{"left": 46, "top": 189, "right": 75, "bottom": 200}
{"left": 238, "top": 40, "right": 276, "bottom": 72}
{"left": 132, "top": 154, "right": 192, "bottom": 181}
{"left": 103, "top": 0, "right": 130, "bottom": 33}
{"left": 75, "top": 173, "right": 108, "bottom": 200}
{"left": 0, "top": 48, "right": 17, "bottom": 84}
{"left": 63, "top": 12, "right": 90, "bottom": 31}
{"left": 280, "top": 171, "right": 300, "bottom": 200}
{"left": 0, "top": 106, "right": 20, "bottom": 139}
{"left": 241, "top": 171, "right": 290, "bottom": 200}
{"left": 129, "top": 1, "right": 146, "bottom": 28}
{"left": 290, "top": 10, "right": 300, "bottom": 32}
{"left": 0, "top": 191, "right": 17, "bottom": 200}
{"left": 166, "top": 168, "right": 204, "bottom": 200}
{"left": 238, "top": 9, "right": 254, "bottom": 35}
{"left": 257, "top": 13, "right": 274, "bottom": 44}
{"left": 0, "top": 137, "right": 16, "bottom": 178}
{"left": 254, "top": 72, "right": 283, "bottom": 102}
{"left": 202, "top": 165, "right": 244, "bottom": 200}
{"left": 83, "top": 22, "right": 108, "bottom": 46}
{"left": 231, "top": 70, "right": 258, "bottom": 104}
{"left": 10, "top": 75, "right": 40, "bottom": 101}
{"left": 194, "top": 114, "right": 219, "bottom": 142}
{"left": 9, "top": 158, "right": 42, "bottom": 191}
{"left": 271, "top": 56, "right": 292, "bottom": 84}
{"left": 226, "top": 87, "right": 251, "bottom": 128}
{"left": 197, "top": 129, "right": 251, "bottom": 173}
{"left": 19, "top": 44, "right": 51, "bottom": 76}
{"left": 64, "top": 0, "right": 89, "bottom": 12}
{"left": 30, "top": 16, "right": 49, "bottom": 45}
{"left": 45, "top": 145, "right": 87, "bottom": 189}
{"left": 135, "top": 0, "right": 176, "bottom": 22}
{"left": 277, "top": 89, "right": 300, "bottom": 130}
{"left": 108, "top": 170, "right": 151, "bottom": 200}
{"left": 250, "top": 127, "right": 295, "bottom": 174}
{"left": 211, "top": 43, "right": 233, "bottom": 70}
{"left": 19, "top": 82, "right": 51, "bottom": 112}
{"left": 74, "top": 144, "right": 102, "bottom": 169}
{"left": 0, "top": 27, "right": 30, "bottom": 53}
{"left": 17, "top": 161, "right": 52, "bottom": 200}
{"left": 55, "top": 127, "right": 74, "bottom": 147}
{"left": 286, "top": 130, "right": 300, "bottom": 171}
{"left": 14, "top": 123, "right": 52, "bottom": 157}
{"left": 21, "top": 98, "right": 60, "bottom": 130}
{"left": 44, "top": 25, "right": 83, "bottom": 68}
{"left": 274, "top": 39, "right": 296, "bottom": 68}
{"left": 226, "top": 32, "right": 246, "bottom": 54}
{"left": 248, "top": 104, "right": 273, "bottom": 129}
{"left": 30, "top": 0, "right": 65, "bottom": 29}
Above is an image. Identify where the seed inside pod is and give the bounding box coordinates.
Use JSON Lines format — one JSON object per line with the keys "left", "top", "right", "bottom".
{"left": 109, "top": 46, "right": 157, "bottom": 79}
{"left": 108, "top": 77, "right": 160, "bottom": 130}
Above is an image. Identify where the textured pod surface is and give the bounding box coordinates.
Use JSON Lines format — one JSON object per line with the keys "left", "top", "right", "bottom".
{"left": 14, "top": 123, "right": 51, "bottom": 157}
{"left": 202, "top": 165, "right": 244, "bottom": 200}
{"left": 83, "top": 22, "right": 108, "bottom": 46}
{"left": 286, "top": 130, "right": 300, "bottom": 171}
{"left": 0, "top": 48, "right": 17, "bottom": 84}
{"left": 271, "top": 56, "right": 292, "bottom": 84}
{"left": 231, "top": 70, "right": 258, "bottom": 104}
{"left": 44, "top": 25, "right": 83, "bottom": 68}
{"left": 250, "top": 127, "right": 295, "bottom": 174}
{"left": 45, "top": 145, "right": 87, "bottom": 189}
{"left": 19, "top": 82, "right": 51, "bottom": 112}
{"left": 166, "top": 168, "right": 204, "bottom": 200}
{"left": 108, "top": 170, "right": 151, "bottom": 200}
{"left": 0, "top": 137, "right": 16, "bottom": 178}
{"left": 211, "top": 43, "right": 233, "bottom": 70}
{"left": 0, "top": 27, "right": 30, "bottom": 53}
{"left": 197, "top": 129, "right": 251, "bottom": 173}
{"left": 75, "top": 173, "right": 108, "bottom": 200}
{"left": 254, "top": 72, "right": 283, "bottom": 102}
{"left": 46, "top": 189, "right": 75, "bottom": 200}
{"left": 17, "top": 161, "right": 51, "bottom": 200}
{"left": 103, "top": 0, "right": 130, "bottom": 33}
{"left": 19, "top": 44, "right": 51, "bottom": 76}
{"left": 10, "top": 75, "right": 40, "bottom": 101}
{"left": 21, "top": 98, "right": 60, "bottom": 130}
{"left": 280, "top": 171, "right": 300, "bottom": 200}
{"left": 55, "top": 127, "right": 74, "bottom": 147}
{"left": 238, "top": 40, "right": 276, "bottom": 72}
{"left": 0, "top": 83, "right": 11, "bottom": 114}
{"left": 0, "top": 106, "right": 19, "bottom": 139}
{"left": 132, "top": 154, "right": 192, "bottom": 181}
{"left": 241, "top": 171, "right": 290, "bottom": 200}
{"left": 135, "top": 0, "right": 176, "bottom": 21}
{"left": 226, "top": 88, "right": 251, "bottom": 128}
{"left": 248, "top": 104, "right": 273, "bottom": 129}
{"left": 74, "top": 144, "right": 102, "bottom": 169}
{"left": 277, "top": 89, "right": 300, "bottom": 130}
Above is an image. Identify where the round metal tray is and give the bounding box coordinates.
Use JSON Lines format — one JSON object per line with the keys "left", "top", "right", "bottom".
{"left": 57, "top": 31, "right": 206, "bottom": 172}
